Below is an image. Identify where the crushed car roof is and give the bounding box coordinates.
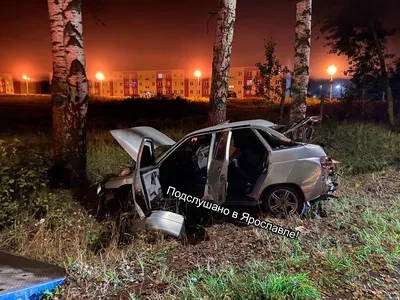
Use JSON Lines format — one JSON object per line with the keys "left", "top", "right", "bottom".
{"left": 190, "top": 119, "right": 276, "bottom": 136}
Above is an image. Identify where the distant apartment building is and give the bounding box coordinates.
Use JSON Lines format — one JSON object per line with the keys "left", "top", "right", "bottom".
{"left": 49, "top": 68, "right": 289, "bottom": 98}
{"left": 0, "top": 73, "right": 14, "bottom": 94}
{"left": 98, "top": 67, "right": 287, "bottom": 98}
{"left": 108, "top": 70, "right": 187, "bottom": 98}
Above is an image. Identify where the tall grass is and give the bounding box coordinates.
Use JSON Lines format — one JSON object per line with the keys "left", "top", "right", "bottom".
{"left": 314, "top": 122, "right": 400, "bottom": 174}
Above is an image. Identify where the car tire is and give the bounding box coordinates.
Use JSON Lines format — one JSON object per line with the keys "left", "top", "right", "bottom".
{"left": 263, "top": 185, "right": 304, "bottom": 217}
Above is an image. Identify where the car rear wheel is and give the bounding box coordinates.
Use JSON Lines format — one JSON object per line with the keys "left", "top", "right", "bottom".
{"left": 263, "top": 186, "right": 304, "bottom": 217}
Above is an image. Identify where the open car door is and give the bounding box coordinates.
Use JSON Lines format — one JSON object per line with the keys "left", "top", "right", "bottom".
{"left": 132, "top": 138, "right": 162, "bottom": 218}
{"left": 132, "top": 138, "right": 186, "bottom": 238}
{"left": 203, "top": 129, "right": 232, "bottom": 205}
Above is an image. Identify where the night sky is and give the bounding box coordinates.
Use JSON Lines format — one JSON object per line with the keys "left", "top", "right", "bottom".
{"left": 0, "top": 0, "right": 399, "bottom": 81}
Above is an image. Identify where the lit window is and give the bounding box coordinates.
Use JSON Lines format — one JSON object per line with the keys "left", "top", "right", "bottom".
{"left": 132, "top": 82, "right": 136, "bottom": 87}
{"left": 229, "top": 85, "right": 234, "bottom": 88}
{"left": 166, "top": 81, "right": 171, "bottom": 87}
{"left": 246, "top": 80, "right": 253, "bottom": 86}
{"left": 158, "top": 73, "right": 163, "bottom": 79}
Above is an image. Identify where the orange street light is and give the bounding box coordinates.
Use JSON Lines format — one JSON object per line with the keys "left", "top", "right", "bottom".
{"left": 194, "top": 70, "right": 201, "bottom": 97}
{"left": 22, "top": 75, "right": 30, "bottom": 94}
{"left": 327, "top": 65, "right": 337, "bottom": 100}
{"left": 95, "top": 72, "right": 105, "bottom": 96}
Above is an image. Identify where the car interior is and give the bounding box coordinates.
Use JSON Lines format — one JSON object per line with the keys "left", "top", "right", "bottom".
{"left": 159, "top": 128, "right": 269, "bottom": 202}
{"left": 159, "top": 134, "right": 212, "bottom": 197}
{"left": 226, "top": 128, "right": 268, "bottom": 200}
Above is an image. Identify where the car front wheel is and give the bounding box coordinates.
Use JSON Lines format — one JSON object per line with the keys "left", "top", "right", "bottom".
{"left": 263, "top": 186, "right": 304, "bottom": 217}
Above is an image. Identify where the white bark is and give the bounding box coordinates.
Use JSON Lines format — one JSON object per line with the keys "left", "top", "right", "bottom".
{"left": 290, "top": 0, "right": 312, "bottom": 125}
{"left": 48, "top": 0, "right": 68, "bottom": 166}
{"left": 208, "top": 0, "right": 237, "bottom": 125}
{"left": 63, "top": 0, "right": 89, "bottom": 108}
{"left": 48, "top": 0, "right": 67, "bottom": 97}
{"left": 62, "top": 0, "right": 89, "bottom": 186}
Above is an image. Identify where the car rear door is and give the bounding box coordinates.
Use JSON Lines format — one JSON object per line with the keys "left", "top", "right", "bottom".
{"left": 203, "top": 129, "right": 231, "bottom": 205}
{"left": 132, "top": 137, "right": 163, "bottom": 218}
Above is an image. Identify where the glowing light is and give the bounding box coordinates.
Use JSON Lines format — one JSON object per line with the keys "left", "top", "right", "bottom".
{"left": 95, "top": 72, "right": 105, "bottom": 81}
{"left": 194, "top": 70, "right": 201, "bottom": 78}
{"left": 22, "top": 75, "right": 30, "bottom": 80}
{"left": 327, "top": 65, "right": 337, "bottom": 76}
{"left": 336, "top": 85, "right": 341, "bottom": 89}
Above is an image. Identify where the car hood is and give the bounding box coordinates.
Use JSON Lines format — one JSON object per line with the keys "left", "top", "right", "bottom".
{"left": 110, "top": 127, "right": 176, "bottom": 161}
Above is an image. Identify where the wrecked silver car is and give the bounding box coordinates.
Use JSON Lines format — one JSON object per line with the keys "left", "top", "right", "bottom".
{"left": 97, "top": 119, "right": 338, "bottom": 238}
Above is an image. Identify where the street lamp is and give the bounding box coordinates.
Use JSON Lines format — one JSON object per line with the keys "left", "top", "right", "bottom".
{"left": 22, "top": 75, "right": 30, "bottom": 94}
{"left": 95, "top": 72, "right": 105, "bottom": 96}
{"left": 327, "top": 65, "right": 337, "bottom": 101}
{"left": 194, "top": 70, "right": 201, "bottom": 98}
{"left": 319, "top": 85, "right": 323, "bottom": 98}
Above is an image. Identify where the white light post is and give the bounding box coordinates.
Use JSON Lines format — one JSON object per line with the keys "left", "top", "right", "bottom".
{"left": 96, "top": 72, "right": 105, "bottom": 96}
{"left": 22, "top": 75, "right": 30, "bottom": 94}
{"left": 194, "top": 70, "right": 201, "bottom": 99}
{"left": 327, "top": 65, "right": 337, "bottom": 101}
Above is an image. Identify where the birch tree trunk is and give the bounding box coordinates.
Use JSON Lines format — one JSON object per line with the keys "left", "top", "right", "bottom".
{"left": 62, "top": 0, "right": 89, "bottom": 187}
{"left": 278, "top": 76, "right": 287, "bottom": 123}
{"left": 289, "top": 0, "right": 312, "bottom": 128}
{"left": 207, "top": 0, "right": 237, "bottom": 126}
{"left": 370, "top": 20, "right": 395, "bottom": 127}
{"left": 48, "top": 0, "right": 68, "bottom": 175}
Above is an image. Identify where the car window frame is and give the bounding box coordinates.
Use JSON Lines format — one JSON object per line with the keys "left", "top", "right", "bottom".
{"left": 156, "top": 132, "right": 213, "bottom": 166}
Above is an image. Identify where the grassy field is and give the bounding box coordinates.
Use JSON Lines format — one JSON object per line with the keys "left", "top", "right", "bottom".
{"left": 0, "top": 95, "right": 400, "bottom": 299}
